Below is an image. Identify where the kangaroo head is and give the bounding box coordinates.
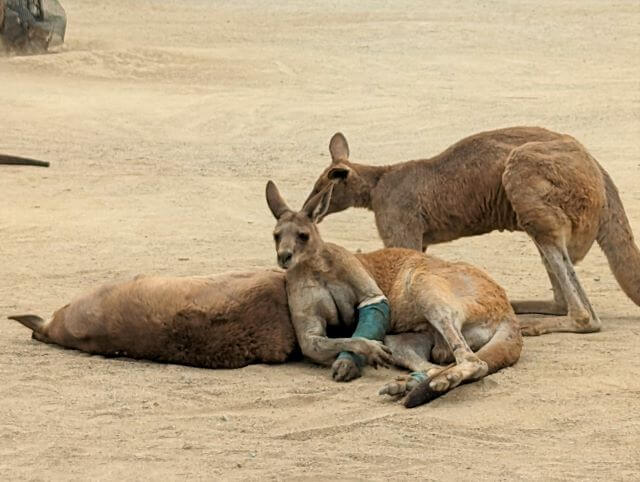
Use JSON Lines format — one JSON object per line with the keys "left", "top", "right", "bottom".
{"left": 265, "top": 180, "right": 333, "bottom": 270}
{"left": 304, "top": 132, "right": 371, "bottom": 218}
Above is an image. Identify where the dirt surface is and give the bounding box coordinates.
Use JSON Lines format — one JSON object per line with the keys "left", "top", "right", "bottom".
{"left": 1, "top": 1, "right": 639, "bottom": 480}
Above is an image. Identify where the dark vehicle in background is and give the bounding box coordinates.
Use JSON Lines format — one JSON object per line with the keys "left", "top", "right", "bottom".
{"left": 1, "top": 0, "right": 66, "bottom": 53}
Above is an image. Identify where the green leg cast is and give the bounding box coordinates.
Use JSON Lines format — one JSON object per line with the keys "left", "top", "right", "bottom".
{"left": 338, "top": 299, "right": 390, "bottom": 367}
{"left": 409, "top": 371, "right": 428, "bottom": 383}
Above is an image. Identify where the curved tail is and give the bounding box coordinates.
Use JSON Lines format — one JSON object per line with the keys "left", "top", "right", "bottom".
{"left": 596, "top": 171, "right": 640, "bottom": 306}
{"left": 0, "top": 154, "right": 50, "bottom": 167}
{"left": 404, "top": 315, "right": 522, "bottom": 408}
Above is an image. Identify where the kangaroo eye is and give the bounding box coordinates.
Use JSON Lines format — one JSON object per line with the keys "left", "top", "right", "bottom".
{"left": 298, "top": 232, "right": 309, "bottom": 242}
{"left": 273, "top": 233, "right": 281, "bottom": 243}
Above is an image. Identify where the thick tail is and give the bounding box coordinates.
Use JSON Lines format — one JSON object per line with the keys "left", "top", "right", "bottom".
{"left": 472, "top": 315, "right": 522, "bottom": 374}
{"left": 0, "top": 154, "right": 50, "bottom": 167}
{"left": 596, "top": 170, "right": 640, "bottom": 306}
{"left": 404, "top": 316, "right": 522, "bottom": 408}
{"left": 8, "top": 314, "right": 46, "bottom": 332}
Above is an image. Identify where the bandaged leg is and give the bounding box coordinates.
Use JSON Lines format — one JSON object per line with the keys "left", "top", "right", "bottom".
{"left": 336, "top": 296, "right": 390, "bottom": 368}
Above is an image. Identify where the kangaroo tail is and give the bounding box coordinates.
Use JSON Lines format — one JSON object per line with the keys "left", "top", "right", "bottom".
{"left": 8, "top": 314, "right": 46, "bottom": 332}
{"left": 0, "top": 154, "right": 50, "bottom": 167}
{"left": 596, "top": 170, "right": 640, "bottom": 306}
{"left": 404, "top": 315, "right": 522, "bottom": 409}
{"left": 472, "top": 315, "right": 522, "bottom": 374}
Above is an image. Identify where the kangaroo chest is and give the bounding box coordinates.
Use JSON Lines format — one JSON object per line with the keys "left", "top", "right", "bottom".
{"left": 286, "top": 273, "right": 360, "bottom": 331}
{"left": 323, "top": 279, "right": 358, "bottom": 328}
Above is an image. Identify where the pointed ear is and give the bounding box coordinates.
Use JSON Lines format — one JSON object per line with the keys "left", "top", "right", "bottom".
{"left": 303, "top": 183, "right": 334, "bottom": 223}
{"left": 328, "top": 165, "right": 350, "bottom": 181}
{"left": 329, "top": 132, "right": 349, "bottom": 163}
{"left": 265, "top": 181, "right": 291, "bottom": 219}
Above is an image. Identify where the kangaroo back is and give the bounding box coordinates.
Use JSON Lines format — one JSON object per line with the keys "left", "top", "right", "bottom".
{"left": 596, "top": 169, "right": 640, "bottom": 306}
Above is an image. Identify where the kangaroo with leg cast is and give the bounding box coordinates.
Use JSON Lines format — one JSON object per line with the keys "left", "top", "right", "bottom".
{"left": 266, "top": 181, "right": 522, "bottom": 407}
{"left": 305, "top": 127, "right": 640, "bottom": 336}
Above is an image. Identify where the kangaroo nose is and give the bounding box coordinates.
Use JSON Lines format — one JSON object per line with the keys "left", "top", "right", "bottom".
{"left": 278, "top": 251, "right": 293, "bottom": 269}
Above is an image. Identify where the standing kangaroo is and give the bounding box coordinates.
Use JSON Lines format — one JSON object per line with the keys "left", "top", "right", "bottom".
{"left": 266, "top": 180, "right": 521, "bottom": 407}
{"left": 305, "top": 127, "right": 640, "bottom": 336}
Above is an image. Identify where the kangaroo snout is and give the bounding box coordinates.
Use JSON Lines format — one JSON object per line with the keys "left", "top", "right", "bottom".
{"left": 278, "top": 251, "right": 293, "bottom": 269}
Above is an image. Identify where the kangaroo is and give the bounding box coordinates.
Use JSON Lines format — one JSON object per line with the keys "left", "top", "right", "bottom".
{"left": 266, "top": 180, "right": 522, "bottom": 407}
{"left": 305, "top": 127, "right": 640, "bottom": 336}
{"left": 9, "top": 270, "right": 297, "bottom": 368}
{"left": 0, "top": 153, "right": 49, "bottom": 167}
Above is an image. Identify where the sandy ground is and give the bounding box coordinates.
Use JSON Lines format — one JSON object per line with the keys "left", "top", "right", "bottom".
{"left": 1, "top": 1, "right": 639, "bottom": 480}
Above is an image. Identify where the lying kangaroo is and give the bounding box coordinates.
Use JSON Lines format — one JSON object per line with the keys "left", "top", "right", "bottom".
{"left": 305, "top": 127, "right": 640, "bottom": 336}
{"left": 0, "top": 153, "right": 49, "bottom": 167}
{"left": 266, "top": 180, "right": 522, "bottom": 407}
{"left": 9, "top": 270, "right": 297, "bottom": 368}
{"left": 10, "top": 264, "right": 491, "bottom": 408}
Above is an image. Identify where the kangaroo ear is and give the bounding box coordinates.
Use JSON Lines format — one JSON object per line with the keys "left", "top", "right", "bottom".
{"left": 303, "top": 183, "right": 334, "bottom": 223}
{"left": 329, "top": 132, "right": 349, "bottom": 163}
{"left": 265, "top": 181, "right": 291, "bottom": 219}
{"left": 328, "top": 165, "right": 350, "bottom": 181}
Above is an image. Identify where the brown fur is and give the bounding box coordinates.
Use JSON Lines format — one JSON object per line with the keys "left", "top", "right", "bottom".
{"left": 306, "top": 127, "right": 640, "bottom": 335}
{"left": 9, "top": 270, "right": 298, "bottom": 368}
{"left": 0, "top": 153, "right": 49, "bottom": 167}
{"left": 266, "top": 181, "right": 522, "bottom": 407}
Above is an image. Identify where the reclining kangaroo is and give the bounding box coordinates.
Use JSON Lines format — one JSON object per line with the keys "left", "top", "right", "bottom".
{"left": 9, "top": 270, "right": 297, "bottom": 368}
{"left": 266, "top": 180, "right": 522, "bottom": 407}
{"left": 305, "top": 127, "right": 640, "bottom": 336}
